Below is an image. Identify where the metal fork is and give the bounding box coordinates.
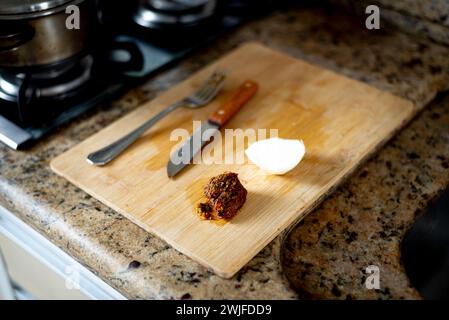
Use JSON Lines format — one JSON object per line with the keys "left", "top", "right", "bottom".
{"left": 86, "top": 71, "right": 226, "bottom": 166}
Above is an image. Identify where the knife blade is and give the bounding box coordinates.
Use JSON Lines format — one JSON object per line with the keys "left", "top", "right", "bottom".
{"left": 167, "top": 80, "right": 259, "bottom": 178}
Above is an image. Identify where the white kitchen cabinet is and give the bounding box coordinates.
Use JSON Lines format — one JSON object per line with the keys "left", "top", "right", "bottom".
{"left": 0, "top": 205, "right": 125, "bottom": 300}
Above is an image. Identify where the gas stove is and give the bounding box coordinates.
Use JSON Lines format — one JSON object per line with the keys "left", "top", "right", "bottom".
{"left": 0, "top": 36, "right": 146, "bottom": 149}
{"left": 0, "top": 0, "right": 274, "bottom": 149}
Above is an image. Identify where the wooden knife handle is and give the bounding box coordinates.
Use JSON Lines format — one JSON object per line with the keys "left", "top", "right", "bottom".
{"left": 208, "top": 80, "right": 258, "bottom": 127}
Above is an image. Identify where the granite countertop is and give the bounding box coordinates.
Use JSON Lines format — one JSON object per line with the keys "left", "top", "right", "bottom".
{"left": 326, "top": 0, "right": 449, "bottom": 45}
{"left": 1, "top": 5, "right": 449, "bottom": 299}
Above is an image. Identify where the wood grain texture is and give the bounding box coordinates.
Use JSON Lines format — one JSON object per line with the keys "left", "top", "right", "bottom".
{"left": 51, "top": 43, "right": 414, "bottom": 278}
{"left": 209, "top": 80, "right": 258, "bottom": 126}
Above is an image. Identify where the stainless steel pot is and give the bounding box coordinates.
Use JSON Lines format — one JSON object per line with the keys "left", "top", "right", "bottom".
{"left": 0, "top": 0, "right": 97, "bottom": 69}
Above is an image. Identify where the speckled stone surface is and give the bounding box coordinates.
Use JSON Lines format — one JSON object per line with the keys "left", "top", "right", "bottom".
{"left": 326, "top": 0, "right": 449, "bottom": 45}
{"left": 327, "top": 0, "right": 449, "bottom": 26}
{"left": 1, "top": 5, "right": 449, "bottom": 299}
{"left": 368, "top": 0, "right": 449, "bottom": 28}
{"left": 282, "top": 93, "right": 449, "bottom": 299}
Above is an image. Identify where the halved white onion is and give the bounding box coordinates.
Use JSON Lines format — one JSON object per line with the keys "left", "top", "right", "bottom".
{"left": 245, "top": 138, "right": 305, "bottom": 175}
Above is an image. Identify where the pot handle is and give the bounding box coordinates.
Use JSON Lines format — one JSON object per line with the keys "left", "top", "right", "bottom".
{"left": 0, "top": 23, "right": 35, "bottom": 52}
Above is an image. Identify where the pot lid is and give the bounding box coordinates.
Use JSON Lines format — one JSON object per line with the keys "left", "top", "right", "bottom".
{"left": 0, "top": 0, "right": 75, "bottom": 16}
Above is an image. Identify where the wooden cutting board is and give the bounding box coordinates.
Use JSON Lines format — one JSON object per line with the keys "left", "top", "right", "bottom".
{"left": 51, "top": 42, "right": 414, "bottom": 278}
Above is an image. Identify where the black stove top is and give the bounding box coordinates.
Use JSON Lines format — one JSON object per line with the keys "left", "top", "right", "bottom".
{"left": 0, "top": 35, "right": 151, "bottom": 149}
{"left": 0, "top": 0, "right": 275, "bottom": 149}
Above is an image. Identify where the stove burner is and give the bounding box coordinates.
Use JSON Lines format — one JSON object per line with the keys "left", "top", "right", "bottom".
{"left": 0, "top": 56, "right": 93, "bottom": 103}
{"left": 134, "top": 0, "right": 218, "bottom": 29}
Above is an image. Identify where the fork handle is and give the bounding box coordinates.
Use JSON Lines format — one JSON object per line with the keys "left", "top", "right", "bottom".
{"left": 87, "top": 102, "right": 182, "bottom": 166}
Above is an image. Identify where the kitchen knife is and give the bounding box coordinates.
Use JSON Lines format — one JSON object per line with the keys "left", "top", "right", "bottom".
{"left": 167, "top": 80, "right": 259, "bottom": 178}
